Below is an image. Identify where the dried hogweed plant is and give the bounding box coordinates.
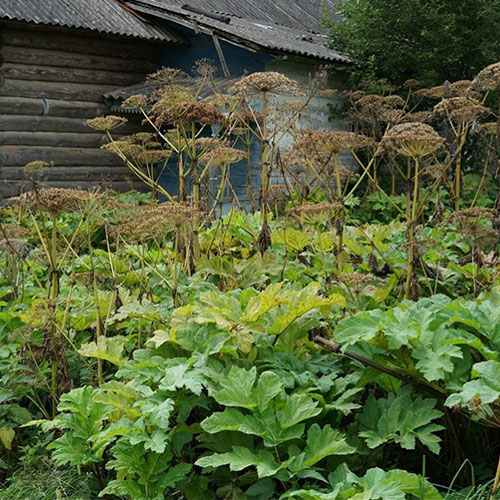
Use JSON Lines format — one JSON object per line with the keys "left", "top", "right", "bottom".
{"left": 382, "top": 123, "right": 445, "bottom": 299}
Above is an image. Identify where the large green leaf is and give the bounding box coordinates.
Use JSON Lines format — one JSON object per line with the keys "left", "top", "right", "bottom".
{"left": 195, "top": 446, "right": 287, "bottom": 478}
{"left": 277, "top": 393, "right": 322, "bottom": 429}
{"left": 291, "top": 424, "right": 355, "bottom": 472}
{"left": 358, "top": 389, "right": 444, "bottom": 454}
{"left": 78, "top": 336, "right": 128, "bottom": 367}
{"left": 213, "top": 366, "right": 257, "bottom": 409}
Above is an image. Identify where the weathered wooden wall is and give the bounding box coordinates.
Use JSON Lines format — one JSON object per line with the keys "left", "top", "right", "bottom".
{"left": 0, "top": 22, "right": 162, "bottom": 199}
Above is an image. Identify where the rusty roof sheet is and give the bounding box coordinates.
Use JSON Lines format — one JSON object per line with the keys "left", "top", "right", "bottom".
{"left": 124, "top": 1, "right": 349, "bottom": 63}
{"left": 0, "top": 0, "right": 184, "bottom": 42}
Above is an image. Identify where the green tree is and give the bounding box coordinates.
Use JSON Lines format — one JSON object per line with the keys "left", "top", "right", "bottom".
{"left": 326, "top": 0, "right": 500, "bottom": 86}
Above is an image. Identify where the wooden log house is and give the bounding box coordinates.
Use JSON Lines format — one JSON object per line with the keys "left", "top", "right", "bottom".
{"left": 0, "top": 0, "right": 351, "bottom": 202}
{"left": 0, "top": 0, "right": 182, "bottom": 200}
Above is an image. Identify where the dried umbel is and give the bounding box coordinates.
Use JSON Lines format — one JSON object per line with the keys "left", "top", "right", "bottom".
{"left": 86, "top": 115, "right": 127, "bottom": 132}
{"left": 288, "top": 202, "right": 341, "bottom": 224}
{"left": 14, "top": 188, "right": 90, "bottom": 213}
{"left": 482, "top": 122, "right": 498, "bottom": 135}
{"left": 23, "top": 161, "right": 52, "bottom": 173}
{"left": 113, "top": 202, "right": 196, "bottom": 243}
{"left": 403, "top": 111, "right": 432, "bottom": 123}
{"left": 147, "top": 67, "right": 189, "bottom": 84}
{"left": 231, "top": 72, "right": 298, "bottom": 95}
{"left": 152, "top": 99, "right": 225, "bottom": 127}
{"left": 472, "top": 62, "right": 500, "bottom": 92}
{"left": 295, "top": 130, "right": 373, "bottom": 155}
{"left": 193, "top": 58, "right": 216, "bottom": 78}
{"left": 382, "top": 122, "right": 444, "bottom": 158}
{"left": 122, "top": 94, "right": 149, "bottom": 108}
{"left": 434, "top": 97, "right": 488, "bottom": 122}
{"left": 102, "top": 140, "right": 144, "bottom": 158}
{"left": 200, "top": 146, "right": 247, "bottom": 166}
{"left": 135, "top": 149, "right": 171, "bottom": 165}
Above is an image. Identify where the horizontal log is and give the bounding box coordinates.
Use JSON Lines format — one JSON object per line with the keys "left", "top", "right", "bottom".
{"left": 0, "top": 78, "right": 119, "bottom": 102}
{"left": 1, "top": 146, "right": 125, "bottom": 166}
{"left": 2, "top": 165, "right": 133, "bottom": 181}
{"left": 4, "top": 63, "right": 145, "bottom": 86}
{"left": 2, "top": 27, "right": 162, "bottom": 60}
{"left": 3, "top": 46, "right": 158, "bottom": 73}
{"left": 0, "top": 131, "right": 129, "bottom": 148}
{"left": 0, "top": 97, "right": 109, "bottom": 118}
{"left": 0, "top": 115, "right": 145, "bottom": 134}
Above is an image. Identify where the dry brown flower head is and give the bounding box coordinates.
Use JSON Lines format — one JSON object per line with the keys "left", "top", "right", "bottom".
{"left": 113, "top": 202, "right": 197, "bottom": 243}
{"left": 434, "top": 97, "right": 488, "bottom": 122}
{"left": 295, "top": 130, "right": 373, "bottom": 155}
{"left": 472, "top": 63, "right": 500, "bottom": 92}
{"left": 152, "top": 99, "right": 225, "bottom": 127}
{"left": 231, "top": 72, "right": 298, "bottom": 95}
{"left": 147, "top": 67, "right": 189, "bottom": 84}
{"left": 102, "top": 140, "right": 144, "bottom": 158}
{"left": 122, "top": 94, "right": 149, "bottom": 108}
{"left": 193, "top": 58, "right": 216, "bottom": 78}
{"left": 87, "top": 115, "right": 128, "bottom": 132}
{"left": 200, "top": 146, "right": 246, "bottom": 165}
{"left": 382, "top": 122, "right": 444, "bottom": 158}
{"left": 23, "top": 161, "right": 53, "bottom": 173}
{"left": 14, "top": 188, "right": 91, "bottom": 213}
{"left": 403, "top": 111, "right": 432, "bottom": 123}
{"left": 135, "top": 149, "right": 171, "bottom": 165}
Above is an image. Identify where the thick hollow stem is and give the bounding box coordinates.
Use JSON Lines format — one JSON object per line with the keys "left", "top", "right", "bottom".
{"left": 405, "top": 156, "right": 420, "bottom": 300}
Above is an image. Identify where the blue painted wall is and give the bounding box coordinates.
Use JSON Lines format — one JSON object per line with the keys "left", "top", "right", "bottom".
{"left": 160, "top": 24, "right": 273, "bottom": 76}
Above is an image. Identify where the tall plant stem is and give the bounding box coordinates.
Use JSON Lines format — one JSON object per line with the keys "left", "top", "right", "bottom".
{"left": 405, "top": 156, "right": 420, "bottom": 300}
{"left": 490, "top": 452, "right": 500, "bottom": 500}
{"left": 261, "top": 93, "right": 269, "bottom": 223}
{"left": 87, "top": 218, "right": 103, "bottom": 385}
{"left": 49, "top": 212, "right": 60, "bottom": 417}
{"left": 334, "top": 154, "right": 344, "bottom": 271}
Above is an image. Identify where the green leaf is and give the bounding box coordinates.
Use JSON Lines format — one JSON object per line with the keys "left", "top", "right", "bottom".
{"left": 0, "top": 427, "right": 15, "bottom": 450}
{"left": 78, "top": 336, "right": 128, "bottom": 367}
{"left": 296, "top": 424, "right": 355, "bottom": 470}
{"left": 334, "top": 311, "right": 384, "bottom": 347}
{"left": 252, "top": 371, "right": 283, "bottom": 410}
{"left": 195, "top": 446, "right": 285, "bottom": 479}
{"left": 277, "top": 393, "right": 322, "bottom": 429}
{"left": 358, "top": 389, "right": 444, "bottom": 454}
{"left": 213, "top": 366, "right": 257, "bottom": 409}
{"left": 201, "top": 407, "right": 264, "bottom": 436}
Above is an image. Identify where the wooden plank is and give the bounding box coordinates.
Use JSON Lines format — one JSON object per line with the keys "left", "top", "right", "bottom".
{"left": 3, "top": 63, "right": 146, "bottom": 86}
{"left": 2, "top": 165, "right": 133, "bottom": 181}
{"left": 3, "top": 45, "right": 158, "bottom": 73}
{"left": 1, "top": 146, "right": 126, "bottom": 167}
{"left": 0, "top": 115, "right": 143, "bottom": 134}
{"left": 0, "top": 131, "right": 129, "bottom": 148}
{"left": 0, "top": 79, "right": 119, "bottom": 102}
{"left": 2, "top": 27, "right": 162, "bottom": 60}
{"left": 0, "top": 97, "right": 109, "bottom": 118}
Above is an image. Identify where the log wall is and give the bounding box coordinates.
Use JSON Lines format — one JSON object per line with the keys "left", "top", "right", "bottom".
{"left": 0, "top": 22, "right": 163, "bottom": 199}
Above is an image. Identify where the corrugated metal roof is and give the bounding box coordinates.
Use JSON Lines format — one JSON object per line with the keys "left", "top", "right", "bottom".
{"left": 0, "top": 0, "right": 184, "bottom": 42}
{"left": 135, "top": 0, "right": 342, "bottom": 33}
{"left": 125, "top": 1, "right": 350, "bottom": 63}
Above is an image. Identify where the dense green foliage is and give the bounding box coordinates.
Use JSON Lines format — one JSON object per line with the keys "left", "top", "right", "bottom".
{"left": 4, "top": 64, "right": 500, "bottom": 499}
{"left": 1, "top": 186, "right": 500, "bottom": 499}
{"left": 326, "top": 0, "right": 500, "bottom": 85}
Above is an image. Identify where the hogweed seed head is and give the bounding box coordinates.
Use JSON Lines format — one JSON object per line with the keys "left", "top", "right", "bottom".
{"left": 231, "top": 72, "right": 298, "bottom": 95}
{"left": 472, "top": 62, "right": 500, "bottom": 92}
{"left": 382, "top": 122, "right": 444, "bottom": 158}
{"left": 86, "top": 115, "right": 127, "bottom": 131}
